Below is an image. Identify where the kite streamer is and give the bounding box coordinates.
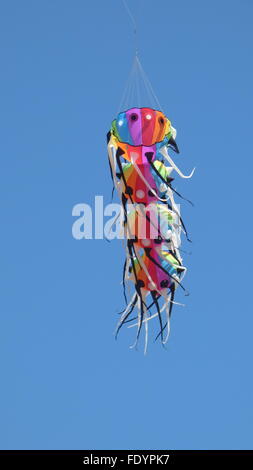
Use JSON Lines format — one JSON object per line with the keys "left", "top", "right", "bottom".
{"left": 107, "top": 107, "right": 194, "bottom": 351}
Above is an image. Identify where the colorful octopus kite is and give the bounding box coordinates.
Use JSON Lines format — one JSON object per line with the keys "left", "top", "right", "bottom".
{"left": 107, "top": 107, "right": 194, "bottom": 351}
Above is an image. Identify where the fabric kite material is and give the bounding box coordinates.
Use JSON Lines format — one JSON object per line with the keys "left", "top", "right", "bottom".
{"left": 107, "top": 107, "right": 194, "bottom": 351}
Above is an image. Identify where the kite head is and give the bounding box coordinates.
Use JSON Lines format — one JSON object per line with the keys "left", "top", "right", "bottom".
{"left": 111, "top": 107, "right": 179, "bottom": 151}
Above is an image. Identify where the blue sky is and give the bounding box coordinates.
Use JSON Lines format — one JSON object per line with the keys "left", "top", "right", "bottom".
{"left": 0, "top": 0, "right": 253, "bottom": 450}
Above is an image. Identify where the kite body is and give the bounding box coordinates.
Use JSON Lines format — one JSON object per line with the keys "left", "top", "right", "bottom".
{"left": 107, "top": 107, "right": 193, "bottom": 350}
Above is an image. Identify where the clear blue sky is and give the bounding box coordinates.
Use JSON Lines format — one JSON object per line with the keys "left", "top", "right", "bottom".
{"left": 0, "top": 0, "right": 253, "bottom": 450}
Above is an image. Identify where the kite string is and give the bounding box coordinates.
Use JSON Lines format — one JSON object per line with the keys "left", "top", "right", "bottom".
{"left": 118, "top": 54, "right": 162, "bottom": 112}
{"left": 136, "top": 56, "right": 163, "bottom": 111}
{"left": 122, "top": 0, "right": 138, "bottom": 56}
{"left": 120, "top": 0, "right": 162, "bottom": 111}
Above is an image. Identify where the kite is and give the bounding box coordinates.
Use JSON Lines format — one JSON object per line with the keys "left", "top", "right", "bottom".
{"left": 107, "top": 107, "right": 194, "bottom": 351}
